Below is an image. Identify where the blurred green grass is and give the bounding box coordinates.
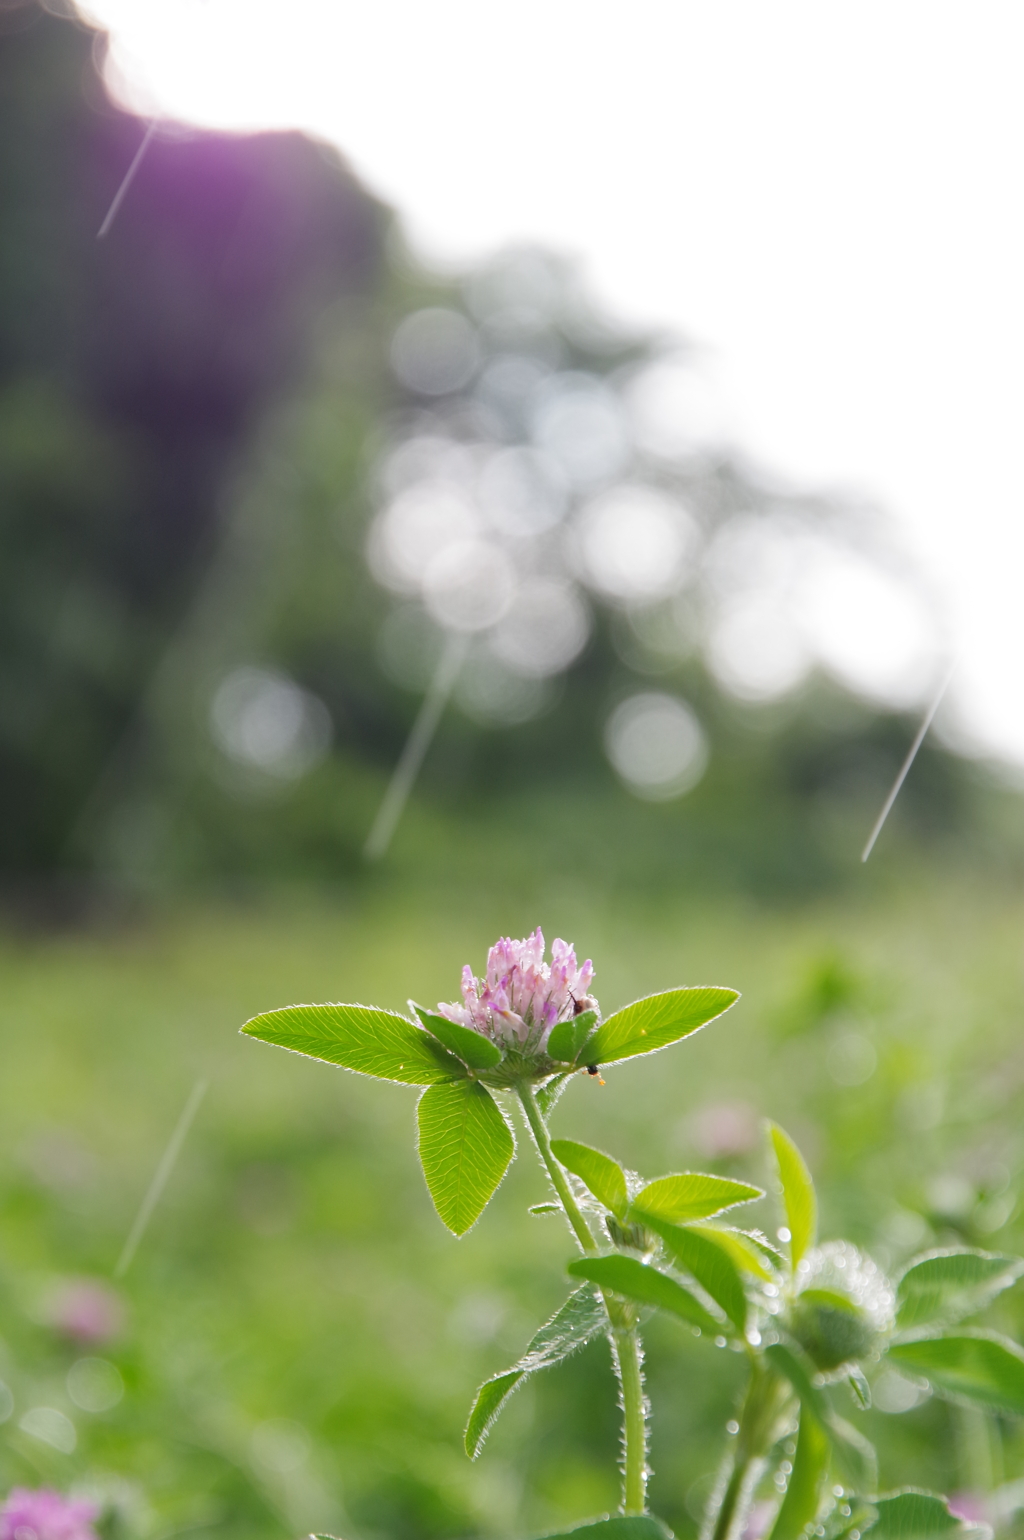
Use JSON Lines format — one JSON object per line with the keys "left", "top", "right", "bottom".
{"left": 1, "top": 861, "right": 1023, "bottom": 1539}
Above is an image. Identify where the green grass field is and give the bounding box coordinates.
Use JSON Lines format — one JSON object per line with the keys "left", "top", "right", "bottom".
{"left": 1, "top": 860, "right": 1022, "bottom": 1540}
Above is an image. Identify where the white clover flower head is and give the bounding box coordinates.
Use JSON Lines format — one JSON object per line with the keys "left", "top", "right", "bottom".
{"left": 436, "top": 927, "right": 596, "bottom": 1052}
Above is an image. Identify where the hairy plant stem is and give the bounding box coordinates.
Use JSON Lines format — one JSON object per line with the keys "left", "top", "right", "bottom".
{"left": 516, "top": 1080, "right": 596, "bottom": 1254}
{"left": 613, "top": 1326, "right": 649, "bottom": 1515}
{"left": 707, "top": 1357, "right": 789, "bottom": 1540}
{"left": 517, "top": 1081, "right": 649, "bottom": 1515}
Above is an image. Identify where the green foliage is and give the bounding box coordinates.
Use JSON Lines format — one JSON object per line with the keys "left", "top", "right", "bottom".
{"left": 587, "top": 989, "right": 739, "bottom": 1066}
{"left": 547, "top": 1012, "right": 599, "bottom": 1066}
{"left": 642, "top": 1216, "right": 748, "bottom": 1332}
{"left": 895, "top": 1249, "right": 1024, "bottom": 1329}
{"left": 764, "top": 1339, "right": 827, "bottom": 1417}
{"left": 567, "top": 1254, "right": 722, "bottom": 1333}
{"left": 768, "top": 1406, "right": 830, "bottom": 1540}
{"left": 769, "top": 1122, "right": 818, "bottom": 1269}
{"left": 887, "top": 1330, "right": 1024, "bottom": 1415}
{"left": 550, "top": 1139, "right": 629, "bottom": 1219}
{"left": 631, "top": 1172, "right": 762, "bottom": 1225}
{"left": 465, "top": 1286, "right": 608, "bottom": 1458}
{"left": 688, "top": 1225, "right": 774, "bottom": 1280}
{"left": 411, "top": 1003, "right": 504, "bottom": 1070}
{"left": 539, "top": 1519, "right": 674, "bottom": 1539}
{"left": 764, "top": 1341, "right": 878, "bottom": 1493}
{"left": 867, "top": 1491, "right": 990, "bottom": 1540}
{"left": 848, "top": 1365, "right": 872, "bottom": 1409}
{"left": 791, "top": 1288, "right": 880, "bottom": 1372}
{"left": 241, "top": 1002, "right": 465, "bottom": 1084}
{"left": 536, "top": 1071, "right": 573, "bottom": 1117}
{"left": 416, "top": 1080, "right": 515, "bottom": 1235}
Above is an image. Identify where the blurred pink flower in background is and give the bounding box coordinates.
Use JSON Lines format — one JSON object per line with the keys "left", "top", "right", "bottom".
{"left": 41, "top": 1279, "right": 124, "bottom": 1344}
{"left": 948, "top": 1494, "right": 989, "bottom": 1525}
{"left": 742, "top": 1500, "right": 776, "bottom": 1540}
{"left": 0, "top": 1487, "right": 99, "bottom": 1540}
{"left": 689, "top": 1101, "right": 759, "bottom": 1160}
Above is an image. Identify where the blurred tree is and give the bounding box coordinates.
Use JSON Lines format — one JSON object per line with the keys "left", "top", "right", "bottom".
{"left": 86, "top": 234, "right": 981, "bottom": 895}
{"left": 0, "top": 1, "right": 1001, "bottom": 897}
{"left": 0, "top": 0, "right": 384, "bottom": 874}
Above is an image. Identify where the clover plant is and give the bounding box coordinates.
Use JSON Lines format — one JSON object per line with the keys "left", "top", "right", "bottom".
{"left": 241, "top": 930, "right": 1024, "bottom": 1540}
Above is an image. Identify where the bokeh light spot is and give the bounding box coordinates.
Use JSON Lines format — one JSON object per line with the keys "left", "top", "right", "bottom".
{"left": 423, "top": 540, "right": 515, "bottom": 633}
{"left": 67, "top": 1357, "right": 124, "bottom": 1414}
{"left": 604, "top": 692, "right": 708, "bottom": 800}
{"left": 531, "top": 373, "right": 629, "bottom": 487}
{"left": 210, "top": 668, "right": 331, "bottom": 779}
{"left": 390, "top": 308, "right": 480, "bottom": 396}
{"left": 490, "top": 579, "right": 589, "bottom": 678}
{"left": 575, "top": 485, "right": 696, "bottom": 603}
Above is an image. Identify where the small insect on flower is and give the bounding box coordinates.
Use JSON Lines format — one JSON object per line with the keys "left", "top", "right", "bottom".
{"left": 570, "top": 991, "right": 599, "bottom": 1017}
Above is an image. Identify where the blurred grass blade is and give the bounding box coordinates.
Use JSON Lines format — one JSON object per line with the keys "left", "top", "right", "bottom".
{"left": 768, "top": 1405, "right": 830, "bottom": 1540}
{"left": 567, "top": 1254, "right": 723, "bottom": 1333}
{"left": 242, "top": 1003, "right": 466, "bottom": 1085}
{"left": 547, "top": 1011, "right": 598, "bottom": 1065}
{"left": 417, "top": 1080, "right": 515, "bottom": 1235}
{"left": 586, "top": 988, "right": 739, "bottom": 1066}
{"left": 465, "top": 1285, "right": 607, "bottom": 1457}
{"left": 643, "top": 1216, "right": 748, "bottom": 1331}
{"left": 632, "top": 1172, "right": 763, "bottom": 1225}
{"left": 895, "top": 1249, "right": 1024, "bottom": 1329}
{"left": 861, "top": 658, "right": 957, "bottom": 863}
{"left": 887, "top": 1330, "right": 1024, "bottom": 1414}
{"left": 114, "top": 1078, "right": 208, "bottom": 1279}
{"left": 867, "top": 1490, "right": 990, "bottom": 1540}
{"left": 550, "top": 1138, "right": 629, "bottom": 1218}
{"left": 364, "top": 633, "right": 467, "bottom": 861}
{"left": 97, "top": 118, "right": 159, "bottom": 238}
{"left": 769, "top": 1122, "right": 817, "bottom": 1270}
{"left": 411, "top": 1002, "right": 503, "bottom": 1069}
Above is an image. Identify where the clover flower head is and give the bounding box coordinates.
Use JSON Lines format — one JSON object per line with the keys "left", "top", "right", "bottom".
{"left": 436, "top": 927, "right": 596, "bottom": 1050}
{"left": 790, "top": 1239, "right": 895, "bottom": 1373}
{"left": 798, "top": 1239, "right": 896, "bottom": 1330}
{"left": 0, "top": 1488, "right": 99, "bottom": 1540}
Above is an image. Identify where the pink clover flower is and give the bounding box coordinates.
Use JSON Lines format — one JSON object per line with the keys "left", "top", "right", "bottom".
{"left": 436, "top": 927, "right": 596, "bottom": 1050}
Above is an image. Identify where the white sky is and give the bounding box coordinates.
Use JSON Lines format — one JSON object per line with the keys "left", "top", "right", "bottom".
{"left": 82, "top": 0, "right": 1024, "bottom": 762}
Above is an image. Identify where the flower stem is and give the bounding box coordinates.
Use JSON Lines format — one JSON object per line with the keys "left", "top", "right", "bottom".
{"left": 517, "top": 1081, "right": 650, "bottom": 1515}
{"left": 706, "top": 1357, "right": 790, "bottom": 1540}
{"left": 709, "top": 1454, "right": 755, "bottom": 1540}
{"left": 613, "top": 1327, "right": 648, "bottom": 1515}
{"left": 516, "top": 1081, "right": 596, "bottom": 1253}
